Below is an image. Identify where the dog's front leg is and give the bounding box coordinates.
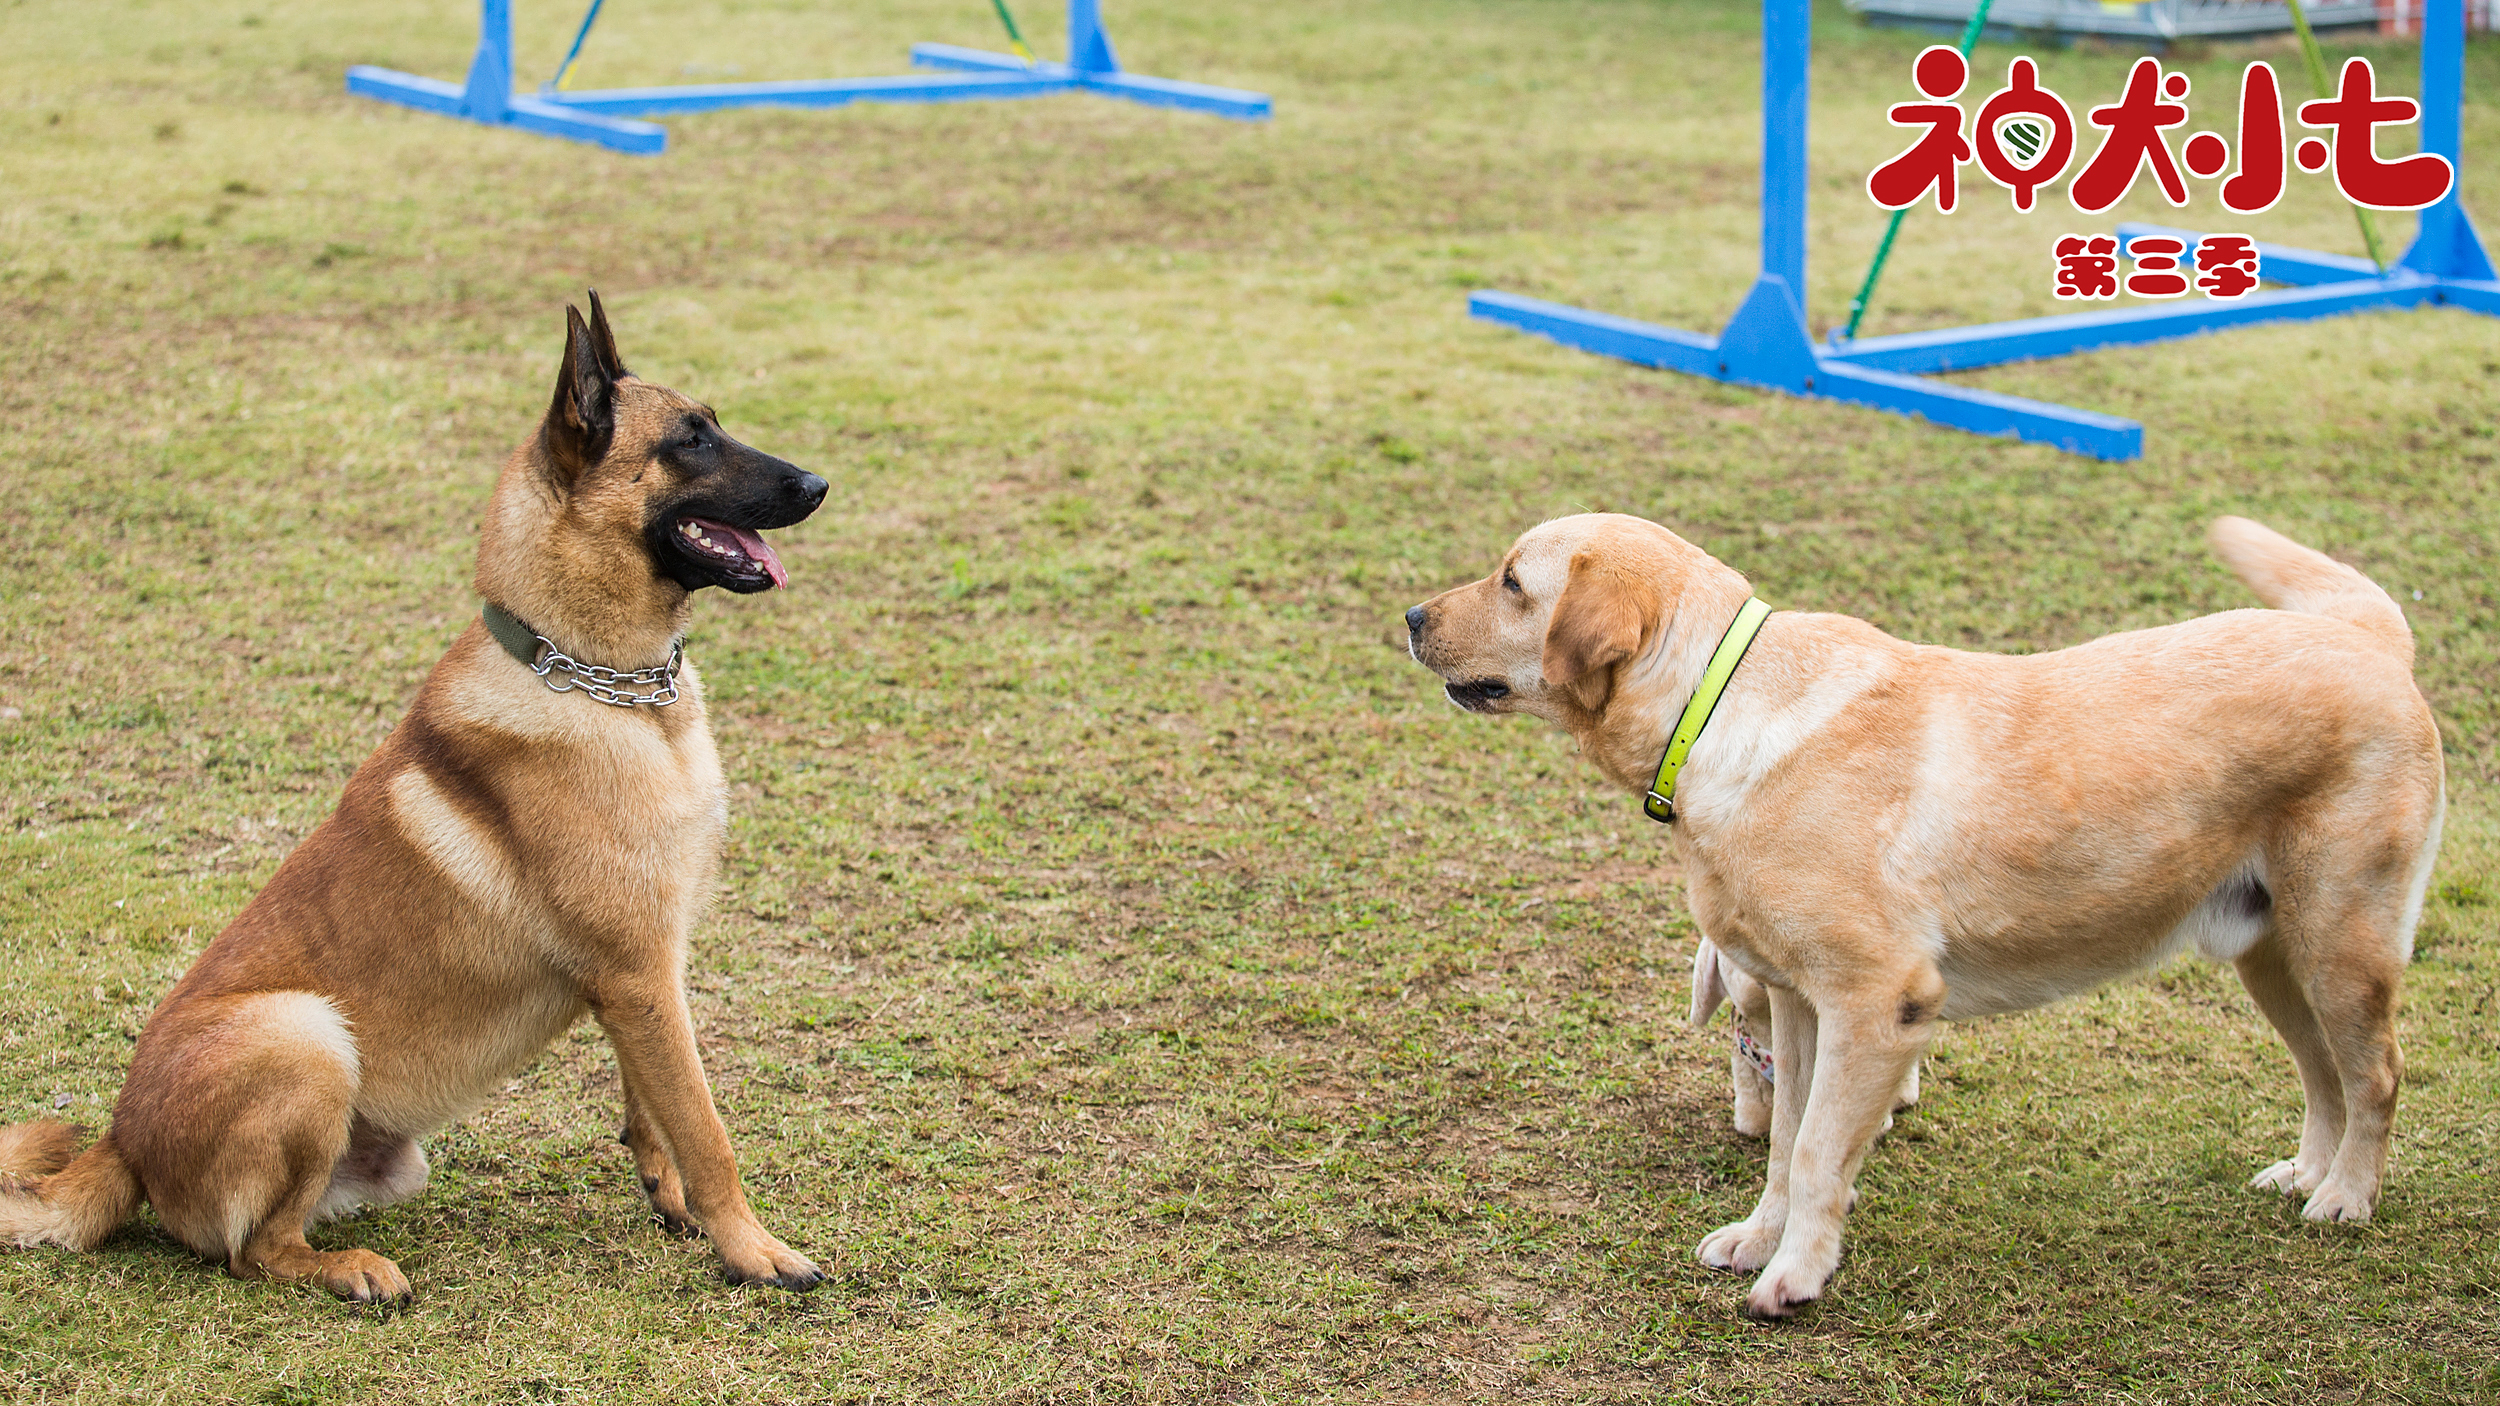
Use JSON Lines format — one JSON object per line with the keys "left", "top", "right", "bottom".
{"left": 1743, "top": 983, "right": 1936, "bottom": 1318}
{"left": 591, "top": 977, "right": 823, "bottom": 1291}
{"left": 1698, "top": 984, "right": 1816, "bottom": 1275}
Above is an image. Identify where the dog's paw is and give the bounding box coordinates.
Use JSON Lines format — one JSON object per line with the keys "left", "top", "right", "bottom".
{"left": 722, "top": 1235, "right": 824, "bottom": 1293}
{"left": 316, "top": 1249, "right": 411, "bottom": 1305}
{"left": 1743, "top": 1251, "right": 1833, "bottom": 1319}
{"left": 1697, "top": 1219, "right": 1780, "bottom": 1273}
{"left": 2300, "top": 1182, "right": 2376, "bottom": 1224}
{"left": 1744, "top": 1252, "right": 1834, "bottom": 1319}
{"left": 638, "top": 1170, "right": 695, "bottom": 1234}
{"left": 2250, "top": 1157, "right": 2328, "bottom": 1196}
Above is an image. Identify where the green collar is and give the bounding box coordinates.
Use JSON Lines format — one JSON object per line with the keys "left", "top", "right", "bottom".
{"left": 479, "top": 601, "right": 684, "bottom": 709}
{"left": 1643, "top": 597, "right": 1772, "bottom": 825}
{"left": 481, "top": 601, "right": 545, "bottom": 669}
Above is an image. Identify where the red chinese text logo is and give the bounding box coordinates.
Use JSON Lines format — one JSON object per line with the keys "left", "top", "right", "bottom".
{"left": 2055, "top": 233, "right": 2262, "bottom": 300}
{"left": 1873, "top": 54, "right": 2452, "bottom": 215}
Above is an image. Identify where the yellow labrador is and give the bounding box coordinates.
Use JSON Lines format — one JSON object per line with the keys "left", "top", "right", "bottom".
{"left": 1406, "top": 513, "right": 2442, "bottom": 1317}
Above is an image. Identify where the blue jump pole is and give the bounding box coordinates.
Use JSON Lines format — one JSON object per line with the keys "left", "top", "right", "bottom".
{"left": 1468, "top": 0, "right": 2496, "bottom": 459}
{"left": 1070, "top": 0, "right": 1118, "bottom": 74}
{"left": 348, "top": 0, "right": 1269, "bottom": 154}
{"left": 460, "top": 0, "right": 511, "bottom": 121}
{"left": 917, "top": 0, "right": 1272, "bottom": 120}
{"left": 2400, "top": 0, "right": 2497, "bottom": 282}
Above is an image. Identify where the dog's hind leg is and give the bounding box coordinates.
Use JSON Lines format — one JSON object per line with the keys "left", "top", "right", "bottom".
{"left": 619, "top": 1080, "right": 693, "bottom": 1233}
{"left": 2234, "top": 937, "right": 2346, "bottom": 1198}
{"left": 1729, "top": 965, "right": 1776, "bottom": 1139}
{"left": 1694, "top": 940, "right": 1777, "bottom": 1138}
{"left": 314, "top": 1117, "right": 429, "bottom": 1224}
{"left": 2289, "top": 944, "right": 2406, "bottom": 1223}
{"left": 1731, "top": 1043, "right": 1774, "bottom": 1139}
{"left": 2250, "top": 792, "right": 2436, "bottom": 1224}
{"left": 119, "top": 992, "right": 410, "bottom": 1302}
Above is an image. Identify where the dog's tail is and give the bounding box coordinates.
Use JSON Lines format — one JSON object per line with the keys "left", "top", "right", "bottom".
{"left": 1688, "top": 937, "right": 1730, "bottom": 1029}
{"left": 0, "top": 1123, "right": 142, "bottom": 1251}
{"left": 2208, "top": 517, "right": 2413, "bottom": 667}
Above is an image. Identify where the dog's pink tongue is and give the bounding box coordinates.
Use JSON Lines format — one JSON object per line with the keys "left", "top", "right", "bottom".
{"left": 720, "top": 524, "right": 787, "bottom": 588}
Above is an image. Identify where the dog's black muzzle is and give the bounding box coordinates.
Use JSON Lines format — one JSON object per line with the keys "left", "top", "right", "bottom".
{"left": 709, "top": 444, "right": 825, "bottom": 530}
{"left": 648, "top": 440, "right": 827, "bottom": 594}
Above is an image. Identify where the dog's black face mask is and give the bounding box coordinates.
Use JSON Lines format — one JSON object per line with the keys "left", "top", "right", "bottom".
{"left": 641, "top": 415, "right": 827, "bottom": 595}
{"left": 542, "top": 290, "right": 828, "bottom": 596}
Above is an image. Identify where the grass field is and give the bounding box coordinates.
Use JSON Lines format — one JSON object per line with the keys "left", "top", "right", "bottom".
{"left": 4, "top": 1, "right": 2499, "bottom": 1400}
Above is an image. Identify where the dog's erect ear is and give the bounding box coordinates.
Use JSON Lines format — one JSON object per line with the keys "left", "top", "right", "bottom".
{"left": 542, "top": 300, "right": 619, "bottom": 484}
{"left": 585, "top": 287, "right": 631, "bottom": 381}
{"left": 1540, "top": 551, "right": 1657, "bottom": 713}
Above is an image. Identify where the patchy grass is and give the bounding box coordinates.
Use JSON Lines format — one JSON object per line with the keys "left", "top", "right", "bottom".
{"left": 3, "top": 1, "right": 2498, "bottom": 1401}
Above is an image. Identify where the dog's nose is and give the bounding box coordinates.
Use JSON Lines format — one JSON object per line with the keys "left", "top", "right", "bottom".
{"left": 1405, "top": 605, "right": 1427, "bottom": 635}
{"left": 789, "top": 472, "right": 828, "bottom": 512}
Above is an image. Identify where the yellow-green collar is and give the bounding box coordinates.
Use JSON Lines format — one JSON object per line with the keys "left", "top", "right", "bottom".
{"left": 1643, "top": 597, "right": 1772, "bottom": 825}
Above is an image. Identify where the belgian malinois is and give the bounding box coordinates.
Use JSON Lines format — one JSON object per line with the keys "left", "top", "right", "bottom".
{"left": 0, "top": 293, "right": 827, "bottom": 1300}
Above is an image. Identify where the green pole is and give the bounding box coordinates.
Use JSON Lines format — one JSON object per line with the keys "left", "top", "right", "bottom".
{"left": 1841, "top": 0, "right": 1999, "bottom": 343}
{"left": 2282, "top": 0, "right": 2389, "bottom": 272}
{"left": 988, "top": 0, "right": 1035, "bottom": 64}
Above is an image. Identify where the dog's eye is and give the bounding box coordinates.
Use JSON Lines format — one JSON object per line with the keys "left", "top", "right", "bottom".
{"left": 680, "top": 432, "right": 705, "bottom": 449}
{"left": 1501, "top": 568, "right": 1522, "bottom": 594}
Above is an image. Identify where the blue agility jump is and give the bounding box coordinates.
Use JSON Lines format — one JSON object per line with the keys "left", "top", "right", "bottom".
{"left": 347, "top": 0, "right": 1271, "bottom": 156}
{"left": 1468, "top": 0, "right": 2496, "bottom": 460}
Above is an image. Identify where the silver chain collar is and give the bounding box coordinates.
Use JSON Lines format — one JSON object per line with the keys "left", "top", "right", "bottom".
{"left": 525, "top": 633, "right": 684, "bottom": 709}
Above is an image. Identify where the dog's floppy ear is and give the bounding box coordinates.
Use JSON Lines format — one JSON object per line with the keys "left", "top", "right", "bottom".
{"left": 541, "top": 295, "right": 622, "bottom": 485}
{"left": 1540, "top": 551, "right": 1657, "bottom": 713}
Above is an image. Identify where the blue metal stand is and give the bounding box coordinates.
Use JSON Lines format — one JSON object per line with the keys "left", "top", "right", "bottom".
{"left": 1469, "top": 0, "right": 2495, "bottom": 460}
{"left": 346, "top": 0, "right": 1270, "bottom": 155}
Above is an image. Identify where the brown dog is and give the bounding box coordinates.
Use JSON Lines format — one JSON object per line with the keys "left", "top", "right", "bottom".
{"left": 1407, "top": 513, "right": 2442, "bottom": 1317}
{"left": 0, "top": 293, "right": 827, "bottom": 1301}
